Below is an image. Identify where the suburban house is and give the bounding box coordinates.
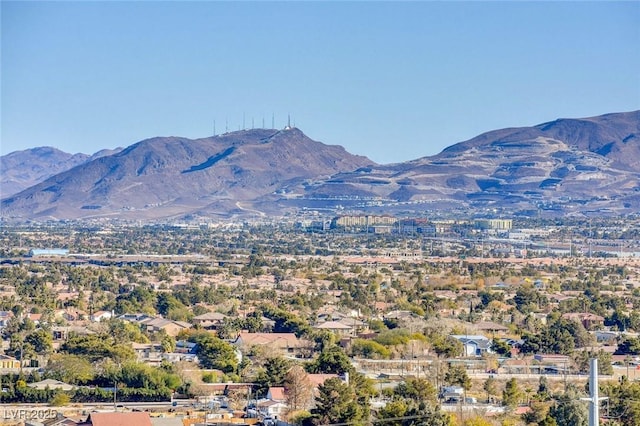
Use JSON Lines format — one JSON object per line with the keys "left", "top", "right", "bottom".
{"left": 233, "top": 332, "right": 312, "bottom": 358}
{"left": 52, "top": 326, "right": 94, "bottom": 342}
{"left": 175, "top": 340, "right": 198, "bottom": 354}
{"left": 473, "top": 321, "right": 510, "bottom": 336}
{"left": 561, "top": 312, "right": 605, "bottom": 330}
{"left": 257, "top": 399, "right": 288, "bottom": 418}
{"left": 192, "top": 311, "right": 227, "bottom": 330}
{"left": 266, "top": 386, "right": 286, "bottom": 402}
{"left": 131, "top": 342, "right": 164, "bottom": 364}
{"left": 450, "top": 335, "right": 493, "bottom": 357}
{"left": 533, "top": 354, "right": 571, "bottom": 374}
{"left": 313, "top": 320, "right": 353, "bottom": 336}
{"left": 440, "top": 385, "right": 465, "bottom": 403}
{"left": 90, "top": 310, "right": 113, "bottom": 322}
{"left": 133, "top": 317, "right": 192, "bottom": 336}
{"left": 0, "top": 354, "right": 20, "bottom": 370}
{"left": 0, "top": 311, "right": 13, "bottom": 329}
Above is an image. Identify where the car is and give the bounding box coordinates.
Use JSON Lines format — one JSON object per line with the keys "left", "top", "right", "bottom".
{"left": 263, "top": 416, "right": 275, "bottom": 426}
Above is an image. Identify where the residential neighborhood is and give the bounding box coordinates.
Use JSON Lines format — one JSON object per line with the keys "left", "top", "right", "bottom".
{"left": 0, "top": 218, "right": 640, "bottom": 425}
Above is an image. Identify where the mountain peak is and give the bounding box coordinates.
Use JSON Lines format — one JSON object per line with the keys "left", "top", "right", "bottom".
{"left": 1, "top": 128, "right": 374, "bottom": 220}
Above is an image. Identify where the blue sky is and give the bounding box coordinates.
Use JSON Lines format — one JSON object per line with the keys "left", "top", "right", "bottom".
{"left": 2, "top": 1, "right": 639, "bottom": 164}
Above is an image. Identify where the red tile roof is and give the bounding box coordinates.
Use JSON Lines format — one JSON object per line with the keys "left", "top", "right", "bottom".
{"left": 86, "top": 412, "right": 152, "bottom": 426}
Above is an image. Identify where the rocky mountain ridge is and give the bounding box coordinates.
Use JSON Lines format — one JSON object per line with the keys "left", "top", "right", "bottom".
{"left": 1, "top": 128, "right": 374, "bottom": 220}
{"left": 0, "top": 146, "right": 122, "bottom": 197}
{"left": 1, "top": 111, "right": 638, "bottom": 221}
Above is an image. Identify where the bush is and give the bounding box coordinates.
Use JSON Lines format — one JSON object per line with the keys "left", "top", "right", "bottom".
{"left": 50, "top": 392, "right": 71, "bottom": 407}
{"left": 351, "top": 339, "right": 392, "bottom": 359}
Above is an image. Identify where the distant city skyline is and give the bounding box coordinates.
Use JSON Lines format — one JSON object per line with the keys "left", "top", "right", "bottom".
{"left": 2, "top": 1, "right": 639, "bottom": 164}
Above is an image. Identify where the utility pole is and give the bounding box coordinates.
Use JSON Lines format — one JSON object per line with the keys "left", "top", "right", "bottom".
{"left": 581, "top": 358, "right": 608, "bottom": 426}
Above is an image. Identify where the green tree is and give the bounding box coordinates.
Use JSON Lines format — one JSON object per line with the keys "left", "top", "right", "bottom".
{"left": 512, "top": 286, "right": 547, "bottom": 314}
{"left": 444, "top": 364, "right": 471, "bottom": 391}
{"left": 602, "top": 377, "right": 640, "bottom": 426}
{"left": 396, "top": 377, "right": 438, "bottom": 403}
{"left": 491, "top": 339, "right": 511, "bottom": 357}
{"left": 310, "top": 377, "right": 366, "bottom": 426}
{"left": 404, "top": 401, "right": 449, "bottom": 426}
{"left": 45, "top": 354, "right": 95, "bottom": 384}
{"left": 483, "top": 376, "right": 498, "bottom": 404}
{"left": 548, "top": 392, "right": 588, "bottom": 426}
{"left": 350, "top": 339, "right": 391, "bottom": 359}
{"left": 254, "top": 356, "right": 292, "bottom": 397}
{"left": 190, "top": 333, "right": 238, "bottom": 373}
{"left": 160, "top": 334, "right": 176, "bottom": 353}
{"left": 25, "top": 329, "right": 53, "bottom": 355}
{"left": 49, "top": 392, "right": 71, "bottom": 407}
{"left": 60, "top": 334, "right": 134, "bottom": 363}
{"left": 107, "top": 319, "right": 149, "bottom": 344}
{"left": 502, "top": 378, "right": 522, "bottom": 408}
{"left": 431, "top": 336, "right": 463, "bottom": 358}
{"left": 307, "top": 346, "right": 354, "bottom": 375}
{"left": 573, "top": 350, "right": 613, "bottom": 375}
{"left": 615, "top": 337, "right": 640, "bottom": 355}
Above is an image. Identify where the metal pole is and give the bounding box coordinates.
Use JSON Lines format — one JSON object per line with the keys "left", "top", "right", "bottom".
{"left": 590, "top": 358, "right": 599, "bottom": 426}
{"left": 580, "top": 358, "right": 607, "bottom": 426}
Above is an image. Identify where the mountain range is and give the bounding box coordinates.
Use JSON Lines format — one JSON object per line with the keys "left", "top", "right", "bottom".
{"left": 1, "top": 111, "right": 639, "bottom": 221}
{"left": 1, "top": 146, "right": 122, "bottom": 197}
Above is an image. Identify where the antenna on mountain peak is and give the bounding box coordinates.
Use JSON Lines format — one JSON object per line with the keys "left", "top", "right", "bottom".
{"left": 285, "top": 114, "right": 292, "bottom": 130}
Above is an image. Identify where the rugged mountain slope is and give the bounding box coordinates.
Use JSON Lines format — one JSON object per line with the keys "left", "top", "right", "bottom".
{"left": 291, "top": 111, "right": 640, "bottom": 216}
{"left": 0, "top": 146, "right": 122, "bottom": 197}
{"left": 1, "top": 128, "right": 374, "bottom": 220}
{"left": 2, "top": 111, "right": 637, "bottom": 221}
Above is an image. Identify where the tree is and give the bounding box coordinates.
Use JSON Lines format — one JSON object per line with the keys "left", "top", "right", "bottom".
{"left": 601, "top": 377, "right": 640, "bottom": 426}
{"left": 107, "top": 319, "right": 149, "bottom": 344}
{"left": 548, "top": 392, "right": 588, "bottom": 426}
{"left": 573, "top": 350, "right": 613, "bottom": 375}
{"left": 45, "top": 354, "right": 95, "bottom": 384}
{"left": 191, "top": 333, "right": 238, "bottom": 373}
{"left": 395, "top": 377, "right": 438, "bottom": 403}
{"left": 512, "top": 286, "right": 547, "bottom": 314}
{"left": 483, "top": 376, "right": 498, "bottom": 404}
{"left": 254, "top": 356, "right": 292, "bottom": 397}
{"left": 431, "top": 336, "right": 463, "bottom": 358}
{"left": 350, "top": 339, "right": 391, "bottom": 359}
{"left": 444, "top": 364, "right": 471, "bottom": 391}
{"left": 161, "top": 334, "right": 176, "bottom": 353}
{"left": 491, "top": 339, "right": 511, "bottom": 357}
{"left": 285, "top": 365, "right": 313, "bottom": 412}
{"left": 25, "top": 329, "right": 53, "bottom": 355}
{"left": 502, "top": 378, "right": 522, "bottom": 408}
{"left": 615, "top": 336, "right": 640, "bottom": 355}
{"left": 522, "top": 401, "right": 553, "bottom": 425}
{"left": 377, "top": 399, "right": 410, "bottom": 425}
{"left": 60, "top": 334, "right": 134, "bottom": 363}
{"left": 307, "top": 346, "right": 353, "bottom": 375}
{"left": 404, "top": 401, "right": 449, "bottom": 426}
{"left": 49, "top": 392, "right": 71, "bottom": 407}
{"left": 462, "top": 416, "right": 494, "bottom": 426}
{"left": 310, "top": 377, "right": 365, "bottom": 426}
